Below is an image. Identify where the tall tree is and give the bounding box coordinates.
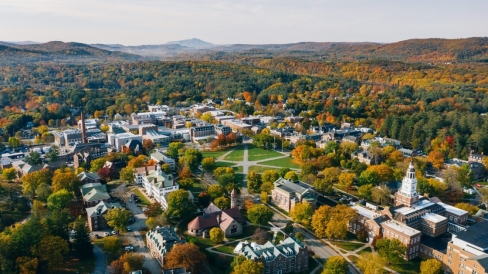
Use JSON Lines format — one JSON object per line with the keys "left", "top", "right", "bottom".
{"left": 164, "top": 243, "right": 207, "bottom": 274}
{"left": 24, "top": 151, "right": 42, "bottom": 165}
{"left": 376, "top": 238, "right": 406, "bottom": 264}
{"left": 232, "top": 258, "right": 264, "bottom": 274}
{"left": 167, "top": 189, "right": 194, "bottom": 219}
{"left": 247, "top": 204, "right": 273, "bottom": 225}
{"left": 47, "top": 189, "right": 74, "bottom": 211}
{"left": 33, "top": 236, "right": 69, "bottom": 272}
{"left": 322, "top": 255, "right": 349, "bottom": 274}
{"left": 70, "top": 216, "right": 93, "bottom": 258}
{"left": 104, "top": 208, "right": 132, "bottom": 233}
{"left": 109, "top": 253, "right": 144, "bottom": 274}
{"left": 246, "top": 171, "right": 262, "bottom": 193}
{"left": 357, "top": 253, "right": 387, "bottom": 274}
{"left": 290, "top": 202, "right": 313, "bottom": 226}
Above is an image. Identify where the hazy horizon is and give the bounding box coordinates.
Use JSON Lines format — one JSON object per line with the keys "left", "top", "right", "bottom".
{"left": 1, "top": 0, "right": 487, "bottom": 45}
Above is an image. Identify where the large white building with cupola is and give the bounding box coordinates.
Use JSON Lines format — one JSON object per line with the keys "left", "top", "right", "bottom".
{"left": 134, "top": 165, "right": 179, "bottom": 209}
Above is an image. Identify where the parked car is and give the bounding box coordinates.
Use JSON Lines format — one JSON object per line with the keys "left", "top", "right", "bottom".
{"left": 103, "top": 232, "right": 110, "bottom": 237}
{"left": 127, "top": 227, "right": 132, "bottom": 231}
{"left": 129, "top": 217, "right": 136, "bottom": 223}
{"left": 142, "top": 208, "right": 148, "bottom": 212}
{"left": 111, "top": 230, "right": 117, "bottom": 235}
{"left": 125, "top": 245, "right": 134, "bottom": 252}
{"left": 94, "top": 234, "right": 102, "bottom": 239}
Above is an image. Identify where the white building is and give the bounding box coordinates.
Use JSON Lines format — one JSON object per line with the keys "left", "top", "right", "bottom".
{"left": 107, "top": 132, "right": 143, "bottom": 152}
{"left": 150, "top": 151, "right": 176, "bottom": 170}
{"left": 135, "top": 165, "right": 179, "bottom": 209}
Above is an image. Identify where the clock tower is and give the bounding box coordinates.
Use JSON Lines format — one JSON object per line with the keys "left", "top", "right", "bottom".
{"left": 395, "top": 159, "right": 419, "bottom": 207}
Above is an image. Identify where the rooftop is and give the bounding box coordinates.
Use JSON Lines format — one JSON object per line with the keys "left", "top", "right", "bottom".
{"left": 394, "top": 199, "right": 435, "bottom": 215}
{"left": 436, "top": 202, "right": 468, "bottom": 216}
{"left": 455, "top": 221, "right": 488, "bottom": 248}
{"left": 352, "top": 205, "right": 381, "bottom": 220}
{"left": 382, "top": 220, "right": 421, "bottom": 236}
{"left": 421, "top": 234, "right": 452, "bottom": 253}
{"left": 422, "top": 213, "right": 447, "bottom": 223}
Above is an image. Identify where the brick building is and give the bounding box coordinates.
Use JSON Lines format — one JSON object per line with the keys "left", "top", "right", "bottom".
{"left": 271, "top": 178, "right": 317, "bottom": 213}
{"left": 234, "top": 237, "right": 309, "bottom": 274}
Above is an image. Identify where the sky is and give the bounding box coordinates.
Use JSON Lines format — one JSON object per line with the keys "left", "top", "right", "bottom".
{"left": 0, "top": 0, "right": 487, "bottom": 45}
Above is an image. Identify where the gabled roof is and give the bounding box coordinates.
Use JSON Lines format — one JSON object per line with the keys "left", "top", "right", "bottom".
{"left": 204, "top": 203, "right": 221, "bottom": 215}
{"left": 83, "top": 188, "right": 110, "bottom": 202}
{"left": 86, "top": 201, "right": 121, "bottom": 217}
{"left": 187, "top": 214, "right": 219, "bottom": 230}
{"left": 273, "top": 178, "right": 312, "bottom": 196}
{"left": 80, "top": 183, "right": 107, "bottom": 196}
{"left": 78, "top": 171, "right": 101, "bottom": 182}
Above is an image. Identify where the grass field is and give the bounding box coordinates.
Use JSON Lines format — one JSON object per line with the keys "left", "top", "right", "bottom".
{"left": 257, "top": 156, "right": 301, "bottom": 169}
{"left": 357, "top": 246, "right": 372, "bottom": 255}
{"left": 132, "top": 188, "right": 151, "bottom": 206}
{"left": 233, "top": 166, "right": 243, "bottom": 173}
{"left": 188, "top": 178, "right": 206, "bottom": 192}
{"left": 215, "top": 161, "right": 236, "bottom": 168}
{"left": 215, "top": 243, "right": 237, "bottom": 254}
{"left": 388, "top": 257, "right": 422, "bottom": 274}
{"left": 54, "top": 253, "right": 96, "bottom": 274}
{"left": 334, "top": 241, "right": 365, "bottom": 251}
{"left": 248, "top": 165, "right": 280, "bottom": 173}
{"left": 201, "top": 147, "right": 235, "bottom": 159}
{"left": 224, "top": 146, "right": 245, "bottom": 162}
{"left": 247, "top": 145, "right": 284, "bottom": 161}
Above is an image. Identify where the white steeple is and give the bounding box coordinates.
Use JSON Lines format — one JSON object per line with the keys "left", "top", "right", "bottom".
{"left": 400, "top": 160, "right": 418, "bottom": 197}
{"left": 395, "top": 159, "right": 420, "bottom": 207}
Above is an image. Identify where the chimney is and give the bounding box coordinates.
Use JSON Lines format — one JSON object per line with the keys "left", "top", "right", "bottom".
{"left": 172, "top": 180, "right": 175, "bottom": 186}
{"left": 146, "top": 170, "right": 149, "bottom": 176}
{"left": 81, "top": 110, "right": 87, "bottom": 144}
{"left": 153, "top": 178, "right": 157, "bottom": 184}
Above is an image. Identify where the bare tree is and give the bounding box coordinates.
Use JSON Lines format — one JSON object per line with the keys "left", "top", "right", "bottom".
{"left": 251, "top": 227, "right": 270, "bottom": 244}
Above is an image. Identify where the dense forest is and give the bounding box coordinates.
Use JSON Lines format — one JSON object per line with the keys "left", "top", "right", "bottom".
{"left": 1, "top": 38, "right": 488, "bottom": 159}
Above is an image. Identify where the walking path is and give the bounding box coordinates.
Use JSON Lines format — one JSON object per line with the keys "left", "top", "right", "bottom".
{"left": 92, "top": 245, "right": 107, "bottom": 274}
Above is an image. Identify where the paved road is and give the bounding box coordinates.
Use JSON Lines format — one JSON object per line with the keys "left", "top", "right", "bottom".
{"left": 92, "top": 245, "right": 107, "bottom": 274}
{"left": 125, "top": 189, "right": 163, "bottom": 274}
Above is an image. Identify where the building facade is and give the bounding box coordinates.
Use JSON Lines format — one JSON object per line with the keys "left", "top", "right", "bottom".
{"left": 271, "top": 178, "right": 317, "bottom": 212}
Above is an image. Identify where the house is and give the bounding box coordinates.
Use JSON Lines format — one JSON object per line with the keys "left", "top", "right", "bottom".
{"left": 351, "top": 151, "right": 383, "bottom": 165}
{"left": 150, "top": 151, "right": 176, "bottom": 170}
{"left": 146, "top": 226, "right": 185, "bottom": 267}
{"left": 86, "top": 201, "right": 121, "bottom": 231}
{"left": 233, "top": 237, "right": 309, "bottom": 273}
{"left": 81, "top": 183, "right": 110, "bottom": 207}
{"left": 78, "top": 171, "right": 101, "bottom": 184}
{"left": 137, "top": 165, "right": 179, "bottom": 209}
{"left": 11, "top": 160, "right": 44, "bottom": 177}
{"left": 187, "top": 199, "right": 244, "bottom": 238}
{"left": 103, "top": 159, "right": 126, "bottom": 174}
{"left": 271, "top": 178, "right": 317, "bottom": 213}
{"left": 122, "top": 139, "right": 143, "bottom": 155}
{"left": 73, "top": 144, "right": 110, "bottom": 168}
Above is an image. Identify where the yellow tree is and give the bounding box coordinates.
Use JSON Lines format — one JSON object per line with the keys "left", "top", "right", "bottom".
{"left": 427, "top": 150, "right": 445, "bottom": 169}
{"left": 420, "top": 259, "right": 442, "bottom": 274}
{"left": 325, "top": 219, "right": 347, "bottom": 242}
{"left": 209, "top": 227, "right": 224, "bottom": 244}
{"left": 33, "top": 236, "right": 69, "bottom": 272}
{"left": 338, "top": 172, "right": 356, "bottom": 192}
{"left": 357, "top": 253, "right": 387, "bottom": 274}
{"left": 290, "top": 202, "right": 314, "bottom": 226}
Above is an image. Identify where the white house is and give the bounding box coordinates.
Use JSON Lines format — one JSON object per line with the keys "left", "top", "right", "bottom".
{"left": 135, "top": 165, "right": 179, "bottom": 209}
{"left": 107, "top": 132, "right": 143, "bottom": 152}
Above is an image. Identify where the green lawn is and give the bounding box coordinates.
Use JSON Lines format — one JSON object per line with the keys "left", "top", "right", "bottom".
{"left": 247, "top": 145, "right": 284, "bottom": 161}
{"left": 92, "top": 236, "right": 126, "bottom": 263}
{"left": 347, "top": 255, "right": 360, "bottom": 264}
{"left": 215, "top": 243, "right": 237, "bottom": 254}
{"left": 358, "top": 246, "right": 372, "bottom": 255}
{"left": 201, "top": 147, "right": 235, "bottom": 159}
{"left": 224, "top": 146, "right": 245, "bottom": 162}
{"left": 215, "top": 161, "right": 236, "bottom": 168}
{"left": 274, "top": 231, "right": 285, "bottom": 244}
{"left": 388, "top": 257, "right": 422, "bottom": 274}
{"left": 333, "top": 241, "right": 365, "bottom": 251}
{"left": 233, "top": 166, "right": 243, "bottom": 173}
{"left": 227, "top": 225, "right": 271, "bottom": 241}
{"left": 257, "top": 157, "right": 301, "bottom": 169}
{"left": 188, "top": 178, "right": 206, "bottom": 193}
{"left": 248, "top": 165, "right": 280, "bottom": 173}
{"left": 132, "top": 188, "right": 151, "bottom": 206}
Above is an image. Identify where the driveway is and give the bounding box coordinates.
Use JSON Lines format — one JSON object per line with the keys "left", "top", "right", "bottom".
{"left": 124, "top": 189, "right": 162, "bottom": 274}
{"left": 92, "top": 245, "right": 107, "bottom": 274}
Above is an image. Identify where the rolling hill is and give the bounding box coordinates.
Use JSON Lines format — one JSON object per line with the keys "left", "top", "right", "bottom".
{"left": 0, "top": 41, "right": 140, "bottom": 64}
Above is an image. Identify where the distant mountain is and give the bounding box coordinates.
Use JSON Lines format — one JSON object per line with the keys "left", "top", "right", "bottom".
{"left": 0, "top": 41, "right": 140, "bottom": 64}
{"left": 91, "top": 43, "right": 193, "bottom": 57}
{"left": 166, "top": 38, "right": 214, "bottom": 49}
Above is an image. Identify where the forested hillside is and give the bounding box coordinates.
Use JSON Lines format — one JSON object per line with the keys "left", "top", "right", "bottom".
{"left": 1, "top": 58, "right": 488, "bottom": 159}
